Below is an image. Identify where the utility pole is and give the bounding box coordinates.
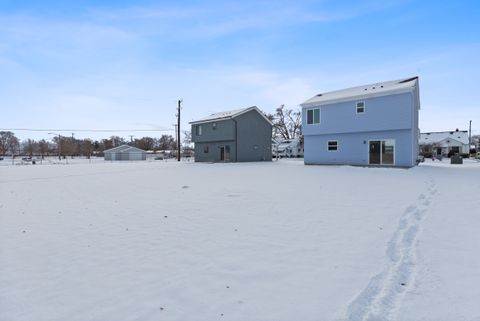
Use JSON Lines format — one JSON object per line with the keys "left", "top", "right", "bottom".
{"left": 129, "top": 135, "right": 134, "bottom": 144}
{"left": 58, "top": 134, "right": 62, "bottom": 160}
{"left": 172, "top": 124, "right": 178, "bottom": 144}
{"left": 469, "top": 120, "right": 472, "bottom": 154}
{"left": 71, "top": 133, "right": 75, "bottom": 158}
{"left": 177, "top": 99, "right": 182, "bottom": 162}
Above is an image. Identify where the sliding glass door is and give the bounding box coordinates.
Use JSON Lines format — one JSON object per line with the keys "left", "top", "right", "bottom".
{"left": 369, "top": 139, "right": 395, "bottom": 165}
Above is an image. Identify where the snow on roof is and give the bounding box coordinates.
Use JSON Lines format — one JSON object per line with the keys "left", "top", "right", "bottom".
{"left": 103, "top": 145, "right": 146, "bottom": 153}
{"left": 420, "top": 131, "right": 469, "bottom": 145}
{"left": 190, "top": 106, "right": 273, "bottom": 125}
{"left": 301, "top": 77, "right": 419, "bottom": 106}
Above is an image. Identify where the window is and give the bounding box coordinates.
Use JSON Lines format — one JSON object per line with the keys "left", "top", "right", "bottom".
{"left": 328, "top": 141, "right": 338, "bottom": 151}
{"left": 450, "top": 146, "right": 460, "bottom": 154}
{"left": 196, "top": 125, "right": 203, "bottom": 136}
{"left": 307, "top": 108, "right": 320, "bottom": 124}
{"left": 356, "top": 102, "right": 365, "bottom": 113}
{"left": 381, "top": 140, "right": 394, "bottom": 165}
{"left": 212, "top": 122, "right": 217, "bottom": 130}
{"left": 203, "top": 145, "right": 209, "bottom": 153}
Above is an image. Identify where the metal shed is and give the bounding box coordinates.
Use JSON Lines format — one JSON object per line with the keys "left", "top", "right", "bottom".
{"left": 104, "top": 145, "right": 147, "bottom": 161}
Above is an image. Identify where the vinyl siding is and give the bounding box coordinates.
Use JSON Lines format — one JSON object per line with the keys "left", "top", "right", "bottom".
{"left": 304, "top": 130, "right": 414, "bottom": 167}
{"left": 302, "top": 92, "right": 414, "bottom": 136}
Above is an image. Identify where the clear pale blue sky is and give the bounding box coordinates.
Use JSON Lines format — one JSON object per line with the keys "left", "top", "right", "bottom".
{"left": 1, "top": 0, "right": 479, "bottom": 140}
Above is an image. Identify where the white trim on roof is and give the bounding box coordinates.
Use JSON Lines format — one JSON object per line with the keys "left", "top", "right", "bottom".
{"left": 190, "top": 106, "right": 273, "bottom": 126}
{"left": 103, "top": 145, "right": 128, "bottom": 153}
{"left": 103, "top": 145, "right": 146, "bottom": 153}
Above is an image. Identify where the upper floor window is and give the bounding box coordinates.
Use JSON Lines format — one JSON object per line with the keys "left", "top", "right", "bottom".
{"left": 196, "top": 124, "right": 203, "bottom": 136}
{"left": 356, "top": 102, "right": 365, "bottom": 114}
{"left": 307, "top": 108, "right": 320, "bottom": 125}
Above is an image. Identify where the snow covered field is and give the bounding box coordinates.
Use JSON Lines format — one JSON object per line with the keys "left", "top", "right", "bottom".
{"left": 1, "top": 159, "right": 479, "bottom": 321}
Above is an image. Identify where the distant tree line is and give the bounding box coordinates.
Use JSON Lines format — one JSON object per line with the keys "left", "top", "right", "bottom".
{"left": 1, "top": 106, "right": 302, "bottom": 158}
{"left": 0, "top": 131, "right": 190, "bottom": 158}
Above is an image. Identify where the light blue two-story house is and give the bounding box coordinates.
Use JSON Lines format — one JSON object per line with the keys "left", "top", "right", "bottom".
{"left": 301, "top": 77, "right": 420, "bottom": 167}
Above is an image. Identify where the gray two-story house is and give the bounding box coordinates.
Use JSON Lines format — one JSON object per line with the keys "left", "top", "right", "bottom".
{"left": 190, "top": 106, "right": 273, "bottom": 162}
{"left": 301, "top": 77, "right": 420, "bottom": 167}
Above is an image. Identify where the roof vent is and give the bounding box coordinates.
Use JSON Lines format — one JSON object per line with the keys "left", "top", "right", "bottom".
{"left": 372, "top": 87, "right": 376, "bottom": 89}
{"left": 449, "top": 131, "right": 454, "bottom": 134}
{"left": 316, "top": 94, "right": 323, "bottom": 97}
{"left": 381, "top": 85, "right": 384, "bottom": 88}
{"left": 364, "top": 88, "right": 367, "bottom": 91}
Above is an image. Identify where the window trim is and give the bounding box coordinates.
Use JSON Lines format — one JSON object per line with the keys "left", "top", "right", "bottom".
{"left": 307, "top": 108, "right": 321, "bottom": 125}
{"left": 356, "top": 101, "right": 365, "bottom": 114}
{"left": 196, "top": 124, "right": 203, "bottom": 136}
{"left": 327, "top": 140, "right": 338, "bottom": 151}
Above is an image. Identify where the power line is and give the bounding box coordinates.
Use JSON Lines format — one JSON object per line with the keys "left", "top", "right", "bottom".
{"left": 0, "top": 128, "right": 172, "bottom": 132}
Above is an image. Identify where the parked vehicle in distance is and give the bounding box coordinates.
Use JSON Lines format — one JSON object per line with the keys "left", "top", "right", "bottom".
{"left": 20, "top": 157, "right": 37, "bottom": 164}
{"left": 274, "top": 138, "right": 304, "bottom": 158}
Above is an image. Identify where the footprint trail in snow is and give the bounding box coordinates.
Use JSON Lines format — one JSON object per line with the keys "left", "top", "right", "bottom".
{"left": 343, "top": 180, "right": 437, "bottom": 321}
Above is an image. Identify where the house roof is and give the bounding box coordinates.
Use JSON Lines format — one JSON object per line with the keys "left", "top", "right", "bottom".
{"left": 189, "top": 106, "right": 273, "bottom": 125}
{"left": 419, "top": 130, "right": 469, "bottom": 145}
{"left": 301, "top": 76, "right": 419, "bottom": 107}
{"left": 103, "top": 144, "right": 146, "bottom": 153}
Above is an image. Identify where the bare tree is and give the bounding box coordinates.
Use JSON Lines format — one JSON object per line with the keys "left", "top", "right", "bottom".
{"left": 100, "top": 138, "right": 113, "bottom": 151}
{"left": 269, "top": 105, "right": 302, "bottom": 140}
{"left": 0, "top": 131, "right": 18, "bottom": 156}
{"left": 38, "top": 139, "right": 50, "bottom": 159}
{"left": 99, "top": 136, "right": 125, "bottom": 151}
{"left": 92, "top": 140, "right": 101, "bottom": 155}
{"left": 80, "top": 139, "right": 94, "bottom": 158}
{"left": 110, "top": 136, "right": 126, "bottom": 147}
{"left": 157, "top": 134, "right": 176, "bottom": 151}
{"left": 182, "top": 130, "right": 192, "bottom": 148}
{"left": 22, "top": 139, "right": 38, "bottom": 157}
{"left": 8, "top": 135, "right": 20, "bottom": 156}
{"left": 51, "top": 136, "right": 69, "bottom": 159}
{"left": 134, "top": 137, "right": 155, "bottom": 151}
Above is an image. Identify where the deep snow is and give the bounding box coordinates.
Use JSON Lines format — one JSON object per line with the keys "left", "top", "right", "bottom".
{"left": 0, "top": 158, "right": 479, "bottom": 321}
